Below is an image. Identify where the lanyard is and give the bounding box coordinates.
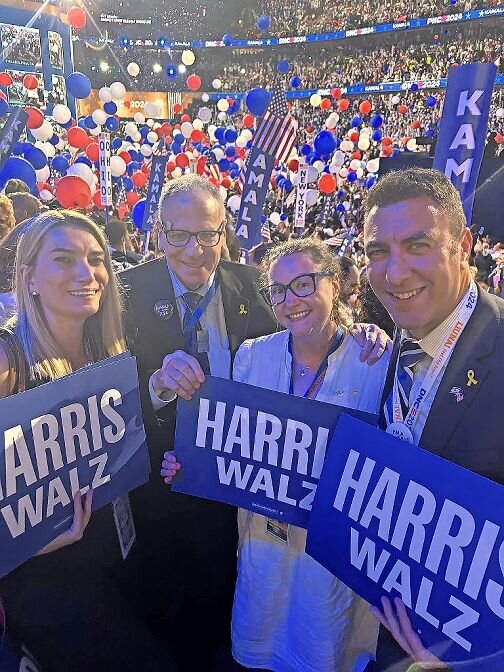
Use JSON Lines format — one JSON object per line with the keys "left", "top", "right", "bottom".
{"left": 180, "top": 277, "right": 220, "bottom": 336}
{"left": 390, "top": 282, "right": 477, "bottom": 432}
{"left": 288, "top": 327, "right": 344, "bottom": 398}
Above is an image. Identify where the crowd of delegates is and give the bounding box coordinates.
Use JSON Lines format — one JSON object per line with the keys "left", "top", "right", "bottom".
{"left": 216, "top": 25, "right": 503, "bottom": 92}
{"left": 233, "top": 0, "right": 498, "bottom": 37}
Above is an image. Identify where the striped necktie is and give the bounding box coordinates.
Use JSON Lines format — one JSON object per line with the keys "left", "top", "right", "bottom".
{"left": 385, "top": 338, "right": 425, "bottom": 425}
{"left": 182, "top": 292, "right": 210, "bottom": 374}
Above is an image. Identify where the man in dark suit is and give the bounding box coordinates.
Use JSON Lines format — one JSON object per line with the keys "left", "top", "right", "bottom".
{"left": 363, "top": 167, "right": 504, "bottom": 671}
{"left": 118, "top": 176, "right": 277, "bottom": 671}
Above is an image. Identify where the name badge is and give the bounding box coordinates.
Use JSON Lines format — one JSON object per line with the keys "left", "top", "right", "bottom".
{"left": 112, "top": 494, "right": 136, "bottom": 560}
{"left": 197, "top": 329, "right": 210, "bottom": 353}
{"left": 386, "top": 421, "right": 414, "bottom": 444}
{"left": 266, "top": 519, "right": 289, "bottom": 544}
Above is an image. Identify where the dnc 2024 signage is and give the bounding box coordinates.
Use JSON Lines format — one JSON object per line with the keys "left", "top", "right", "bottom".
{"left": 307, "top": 414, "right": 504, "bottom": 671}
{"left": 172, "top": 376, "right": 376, "bottom": 528}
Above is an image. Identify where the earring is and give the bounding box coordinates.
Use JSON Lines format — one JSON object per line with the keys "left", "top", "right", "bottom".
{"left": 31, "top": 291, "right": 39, "bottom": 296}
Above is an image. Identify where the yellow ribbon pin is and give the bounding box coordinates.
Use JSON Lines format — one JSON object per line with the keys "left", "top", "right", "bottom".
{"left": 466, "top": 370, "right": 478, "bottom": 387}
{"left": 239, "top": 304, "right": 248, "bottom": 315}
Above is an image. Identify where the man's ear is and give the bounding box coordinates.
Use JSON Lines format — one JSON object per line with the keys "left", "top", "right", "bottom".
{"left": 460, "top": 227, "right": 473, "bottom": 264}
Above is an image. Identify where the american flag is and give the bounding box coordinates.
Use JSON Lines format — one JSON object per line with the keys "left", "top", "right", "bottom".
{"left": 261, "top": 218, "right": 271, "bottom": 242}
{"left": 254, "top": 87, "right": 298, "bottom": 164}
{"left": 204, "top": 149, "right": 221, "bottom": 183}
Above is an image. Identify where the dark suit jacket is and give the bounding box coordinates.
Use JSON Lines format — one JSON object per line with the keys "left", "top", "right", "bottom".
{"left": 116, "top": 257, "right": 277, "bottom": 658}
{"left": 375, "top": 289, "right": 504, "bottom": 671}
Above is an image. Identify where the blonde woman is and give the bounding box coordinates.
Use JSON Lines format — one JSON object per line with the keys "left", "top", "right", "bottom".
{"left": 0, "top": 210, "right": 174, "bottom": 671}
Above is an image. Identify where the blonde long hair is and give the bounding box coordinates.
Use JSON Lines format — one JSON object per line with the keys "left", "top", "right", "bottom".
{"left": 7, "top": 210, "right": 126, "bottom": 382}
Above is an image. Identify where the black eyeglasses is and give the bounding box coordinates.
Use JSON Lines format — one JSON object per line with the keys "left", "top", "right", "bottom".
{"left": 161, "top": 222, "right": 226, "bottom": 248}
{"left": 262, "top": 272, "right": 333, "bottom": 306}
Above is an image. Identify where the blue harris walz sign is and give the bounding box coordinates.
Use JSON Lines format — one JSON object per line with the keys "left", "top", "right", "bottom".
{"left": 172, "top": 376, "right": 376, "bottom": 528}
{"left": 0, "top": 353, "right": 150, "bottom": 578}
{"left": 306, "top": 414, "right": 504, "bottom": 670}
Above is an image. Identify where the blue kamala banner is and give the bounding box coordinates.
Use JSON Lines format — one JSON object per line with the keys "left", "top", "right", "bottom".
{"left": 0, "top": 353, "right": 150, "bottom": 578}
{"left": 142, "top": 147, "right": 168, "bottom": 232}
{"left": 306, "top": 414, "right": 504, "bottom": 670}
{"left": 433, "top": 62, "right": 497, "bottom": 225}
{"left": 172, "top": 376, "right": 376, "bottom": 528}
{"left": 235, "top": 146, "right": 275, "bottom": 251}
{"left": 0, "top": 108, "right": 28, "bottom": 173}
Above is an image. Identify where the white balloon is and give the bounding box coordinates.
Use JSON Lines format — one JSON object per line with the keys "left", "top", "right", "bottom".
{"left": 146, "top": 119, "right": 154, "bottom": 128}
{"left": 217, "top": 111, "right": 227, "bottom": 122}
{"left": 305, "top": 189, "right": 318, "bottom": 207}
{"left": 269, "top": 212, "right": 281, "bottom": 226}
{"left": 110, "top": 82, "right": 126, "bottom": 100}
{"left": 310, "top": 94, "right": 322, "bottom": 107}
{"left": 198, "top": 106, "right": 212, "bottom": 123}
{"left": 124, "top": 122, "right": 138, "bottom": 137}
{"left": 201, "top": 93, "right": 210, "bottom": 103}
{"left": 127, "top": 62, "right": 140, "bottom": 77}
{"left": 358, "top": 135, "right": 371, "bottom": 151}
{"left": 99, "top": 87, "right": 112, "bottom": 103}
{"left": 325, "top": 116, "right": 338, "bottom": 129}
{"left": 306, "top": 165, "right": 319, "bottom": 183}
{"left": 147, "top": 131, "right": 158, "bottom": 143}
{"left": 92, "top": 109, "right": 107, "bottom": 126}
{"left": 110, "top": 155, "right": 127, "bottom": 177}
{"left": 343, "top": 200, "right": 351, "bottom": 211}
{"left": 133, "top": 132, "right": 142, "bottom": 143}
{"left": 40, "top": 142, "right": 55, "bottom": 158}
{"left": 181, "top": 50, "right": 196, "bottom": 66}
{"left": 496, "top": 108, "right": 504, "bottom": 119}
{"left": 181, "top": 121, "right": 193, "bottom": 138}
{"left": 227, "top": 194, "right": 241, "bottom": 212}
{"left": 356, "top": 167, "right": 364, "bottom": 178}
{"left": 406, "top": 138, "right": 417, "bottom": 151}
{"left": 366, "top": 158, "right": 380, "bottom": 174}
{"left": 340, "top": 140, "right": 354, "bottom": 153}
{"left": 89, "top": 126, "right": 101, "bottom": 136}
{"left": 193, "top": 118, "right": 203, "bottom": 131}
{"left": 52, "top": 104, "right": 71, "bottom": 125}
{"left": 35, "top": 165, "right": 50, "bottom": 182}
{"left": 332, "top": 150, "right": 345, "bottom": 167}
{"left": 172, "top": 128, "right": 182, "bottom": 139}
{"left": 144, "top": 102, "right": 159, "bottom": 118}
{"left": 313, "top": 160, "right": 325, "bottom": 174}
{"left": 350, "top": 159, "right": 361, "bottom": 171}
{"left": 391, "top": 95, "right": 401, "bottom": 105}
{"left": 236, "top": 135, "right": 247, "bottom": 148}
{"left": 140, "top": 144, "right": 153, "bottom": 157}
{"left": 328, "top": 164, "right": 339, "bottom": 174}
{"left": 39, "top": 189, "right": 53, "bottom": 201}
{"left": 212, "top": 79, "right": 222, "bottom": 90}
{"left": 241, "top": 129, "right": 253, "bottom": 141}
{"left": 212, "top": 147, "right": 224, "bottom": 161}
{"left": 67, "top": 162, "right": 94, "bottom": 187}
{"left": 339, "top": 167, "right": 349, "bottom": 179}
{"left": 217, "top": 98, "right": 229, "bottom": 112}
{"left": 32, "top": 120, "right": 53, "bottom": 142}
{"left": 152, "top": 122, "right": 161, "bottom": 130}
{"left": 134, "top": 112, "right": 145, "bottom": 124}
{"left": 172, "top": 167, "right": 183, "bottom": 178}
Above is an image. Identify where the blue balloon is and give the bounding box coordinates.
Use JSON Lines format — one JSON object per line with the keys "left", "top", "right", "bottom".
{"left": 289, "top": 76, "right": 301, "bottom": 89}
{"left": 0, "top": 156, "right": 36, "bottom": 192}
{"left": 277, "top": 59, "right": 290, "bottom": 75}
{"left": 426, "top": 128, "right": 435, "bottom": 137}
{"left": 337, "top": 190, "right": 346, "bottom": 199}
{"left": 218, "top": 158, "right": 230, "bottom": 172}
{"left": 122, "top": 176, "right": 134, "bottom": 192}
{"left": 347, "top": 171, "right": 357, "bottom": 183}
{"left": 140, "top": 126, "right": 150, "bottom": 138}
{"left": 350, "top": 115, "right": 362, "bottom": 128}
{"left": 365, "top": 175, "right": 377, "bottom": 189}
{"left": 313, "top": 130, "right": 337, "bottom": 156}
{"left": 245, "top": 88, "right": 271, "bottom": 117}
{"left": 276, "top": 177, "right": 285, "bottom": 189}
{"left": 410, "top": 82, "right": 419, "bottom": 92}
{"left": 51, "top": 155, "right": 69, "bottom": 173}
{"left": 257, "top": 15, "right": 270, "bottom": 30}
{"left": 337, "top": 203, "right": 345, "bottom": 213}
{"left": 425, "top": 95, "right": 437, "bottom": 108}
{"left": 24, "top": 146, "right": 47, "bottom": 170}
{"left": 131, "top": 199, "right": 147, "bottom": 231}
{"left": 372, "top": 129, "right": 383, "bottom": 142}
{"left": 224, "top": 128, "right": 238, "bottom": 143}
{"left": 75, "top": 156, "right": 93, "bottom": 167}
{"left": 370, "top": 114, "right": 383, "bottom": 129}
{"left": 84, "top": 115, "right": 97, "bottom": 129}
{"left": 280, "top": 212, "right": 288, "bottom": 221}
{"left": 104, "top": 101, "right": 117, "bottom": 115}
{"left": 66, "top": 72, "right": 92, "bottom": 99}
{"left": 60, "top": 118, "right": 73, "bottom": 129}
{"left": 225, "top": 145, "right": 236, "bottom": 158}
{"left": 13, "top": 143, "right": 24, "bottom": 156}
{"left": 111, "top": 137, "right": 122, "bottom": 150}
{"left": 283, "top": 179, "right": 293, "bottom": 191}
{"left": 0, "top": 98, "right": 9, "bottom": 117}
{"left": 49, "top": 134, "right": 60, "bottom": 146}
{"left": 105, "top": 116, "right": 119, "bottom": 132}
{"left": 300, "top": 143, "right": 311, "bottom": 156}
{"left": 214, "top": 126, "right": 226, "bottom": 142}
{"left": 222, "top": 33, "right": 233, "bottom": 47}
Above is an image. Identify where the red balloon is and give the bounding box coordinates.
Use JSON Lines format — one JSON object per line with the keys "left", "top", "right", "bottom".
{"left": 288, "top": 158, "right": 299, "bottom": 171}
{"left": 221, "top": 176, "right": 231, "bottom": 189}
{"left": 242, "top": 113, "right": 254, "bottom": 128}
{"left": 411, "top": 120, "right": 421, "bottom": 129}
{"left": 382, "top": 145, "right": 394, "bottom": 156}
{"left": 86, "top": 142, "right": 99, "bottom": 162}
{"left": 338, "top": 98, "right": 350, "bottom": 111}
{"left": 23, "top": 75, "right": 38, "bottom": 90}
{"left": 67, "top": 6, "right": 87, "bottom": 29}
{"left": 56, "top": 175, "right": 91, "bottom": 208}
{"left": 359, "top": 100, "right": 372, "bottom": 115}
{"left": 180, "top": 114, "right": 191, "bottom": 124}
{"left": 92, "top": 191, "right": 105, "bottom": 209}
{"left": 349, "top": 131, "right": 359, "bottom": 143}
{"left": 166, "top": 161, "right": 176, "bottom": 174}
{"left": 196, "top": 156, "right": 207, "bottom": 175}
{"left": 495, "top": 133, "right": 503, "bottom": 144}
{"left": 330, "top": 87, "right": 342, "bottom": 99}
{"left": 350, "top": 150, "right": 362, "bottom": 160}
{"left": 141, "top": 163, "right": 150, "bottom": 174}
{"left": 175, "top": 153, "right": 190, "bottom": 169}
{"left": 25, "top": 107, "right": 44, "bottom": 129}
{"left": 191, "top": 129, "right": 204, "bottom": 142}
{"left": 187, "top": 74, "right": 202, "bottom": 91}
{"left": 67, "top": 127, "right": 89, "bottom": 149}
{"left": 397, "top": 105, "right": 408, "bottom": 115}
{"left": 318, "top": 174, "right": 336, "bottom": 195}
{"left": 132, "top": 171, "right": 147, "bottom": 188}
{"left": 320, "top": 98, "right": 331, "bottom": 110}
{"left": 173, "top": 103, "right": 183, "bottom": 114}
{"left": 126, "top": 191, "right": 140, "bottom": 207}
{"left": 0, "top": 72, "right": 13, "bottom": 87}
{"left": 119, "top": 150, "right": 132, "bottom": 164}
{"left": 382, "top": 136, "right": 393, "bottom": 146}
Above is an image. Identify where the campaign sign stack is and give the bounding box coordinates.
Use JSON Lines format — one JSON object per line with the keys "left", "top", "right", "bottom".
{"left": 172, "top": 377, "right": 376, "bottom": 528}
{"left": 0, "top": 353, "right": 150, "bottom": 578}
{"left": 306, "top": 414, "right": 504, "bottom": 670}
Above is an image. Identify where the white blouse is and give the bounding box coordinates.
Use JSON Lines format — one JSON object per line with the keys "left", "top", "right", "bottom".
{"left": 231, "top": 330, "right": 390, "bottom": 672}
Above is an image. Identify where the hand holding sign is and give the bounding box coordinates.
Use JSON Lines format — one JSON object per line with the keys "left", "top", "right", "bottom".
{"left": 372, "top": 597, "right": 448, "bottom": 669}
{"left": 152, "top": 350, "right": 205, "bottom": 401}
{"left": 37, "top": 490, "right": 93, "bottom": 555}
{"left": 161, "top": 451, "right": 181, "bottom": 484}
